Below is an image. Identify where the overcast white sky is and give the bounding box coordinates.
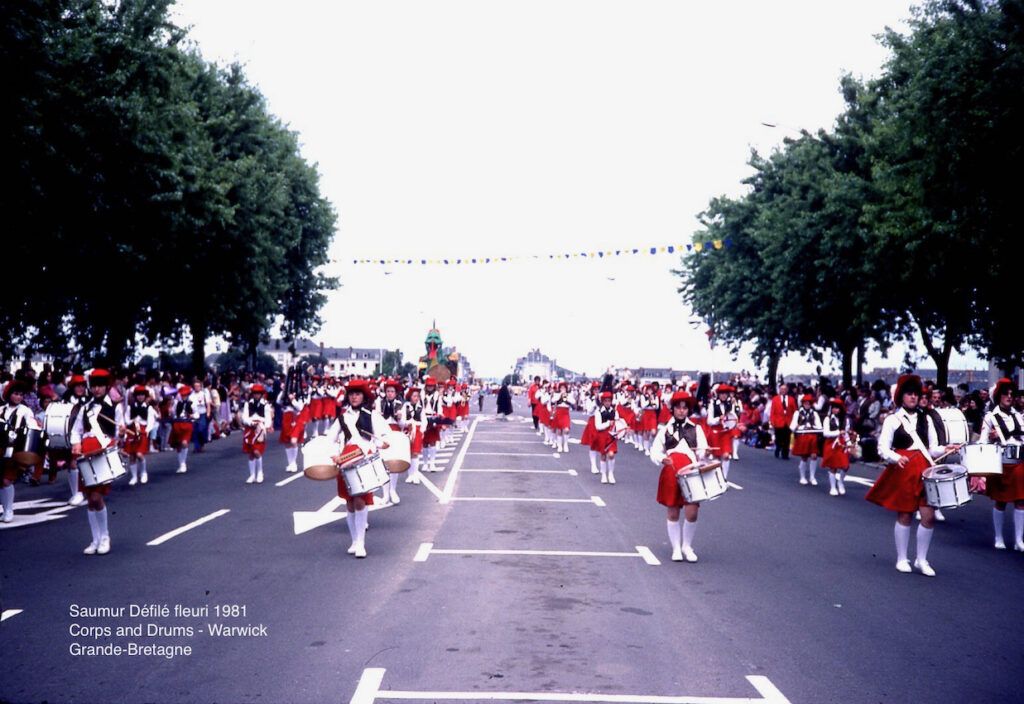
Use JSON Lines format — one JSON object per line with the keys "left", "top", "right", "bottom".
{"left": 171, "top": 0, "right": 985, "bottom": 379}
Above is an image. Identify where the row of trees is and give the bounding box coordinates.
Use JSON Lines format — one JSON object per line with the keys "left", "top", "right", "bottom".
{"left": 3, "top": 0, "right": 337, "bottom": 372}
{"left": 679, "top": 0, "right": 1023, "bottom": 389}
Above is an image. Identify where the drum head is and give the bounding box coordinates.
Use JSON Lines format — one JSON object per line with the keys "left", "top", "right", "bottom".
{"left": 304, "top": 465, "right": 339, "bottom": 481}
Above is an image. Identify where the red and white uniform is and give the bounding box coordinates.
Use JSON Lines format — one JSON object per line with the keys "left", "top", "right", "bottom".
{"left": 650, "top": 417, "right": 709, "bottom": 507}
{"left": 550, "top": 391, "right": 572, "bottom": 431}
{"left": 241, "top": 398, "right": 273, "bottom": 456}
{"left": 170, "top": 395, "right": 199, "bottom": 447}
{"left": 592, "top": 405, "right": 620, "bottom": 456}
{"left": 789, "top": 407, "right": 822, "bottom": 457}
{"left": 118, "top": 400, "right": 157, "bottom": 456}
{"left": 706, "top": 398, "right": 740, "bottom": 458}
{"left": 278, "top": 392, "right": 307, "bottom": 444}
{"left": 326, "top": 405, "right": 390, "bottom": 502}
{"left": 70, "top": 394, "right": 119, "bottom": 495}
{"left": 866, "top": 408, "right": 942, "bottom": 513}
{"left": 821, "top": 413, "right": 851, "bottom": 471}
{"left": 981, "top": 406, "right": 1024, "bottom": 503}
{"left": 422, "top": 388, "right": 443, "bottom": 447}
{"left": 402, "top": 399, "right": 427, "bottom": 455}
{"left": 375, "top": 396, "right": 404, "bottom": 432}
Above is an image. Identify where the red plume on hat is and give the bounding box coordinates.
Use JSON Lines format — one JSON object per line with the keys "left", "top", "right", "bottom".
{"left": 992, "top": 377, "right": 1016, "bottom": 401}
{"left": 892, "top": 374, "right": 923, "bottom": 405}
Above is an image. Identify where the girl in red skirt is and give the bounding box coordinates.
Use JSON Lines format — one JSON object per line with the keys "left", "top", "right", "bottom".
{"left": 69, "top": 370, "right": 119, "bottom": 555}
{"left": 550, "top": 382, "right": 573, "bottom": 453}
{"left": 171, "top": 385, "right": 199, "bottom": 473}
{"left": 592, "top": 392, "right": 621, "bottom": 484}
{"left": 402, "top": 386, "right": 426, "bottom": 484}
{"left": 981, "top": 378, "right": 1024, "bottom": 551}
{"left": 821, "top": 398, "right": 850, "bottom": 496}
{"left": 580, "top": 398, "right": 599, "bottom": 474}
{"left": 639, "top": 385, "right": 661, "bottom": 456}
{"left": 866, "top": 374, "right": 947, "bottom": 576}
{"left": 241, "top": 384, "right": 274, "bottom": 484}
{"left": 706, "top": 384, "right": 740, "bottom": 480}
{"left": 120, "top": 385, "right": 157, "bottom": 486}
{"left": 537, "top": 383, "right": 554, "bottom": 448}
{"left": 616, "top": 386, "right": 638, "bottom": 450}
{"left": 278, "top": 386, "right": 306, "bottom": 473}
{"left": 421, "top": 378, "right": 444, "bottom": 473}
{"left": 650, "top": 391, "right": 709, "bottom": 562}
{"left": 790, "top": 394, "right": 822, "bottom": 486}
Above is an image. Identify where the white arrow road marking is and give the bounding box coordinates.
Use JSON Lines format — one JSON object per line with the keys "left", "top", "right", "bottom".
{"left": 440, "top": 417, "right": 479, "bottom": 504}
{"left": 450, "top": 497, "right": 603, "bottom": 505}
{"left": 727, "top": 482, "right": 744, "bottom": 490}
{"left": 350, "top": 668, "right": 791, "bottom": 704}
{"left": 275, "top": 471, "right": 307, "bottom": 487}
{"left": 292, "top": 496, "right": 393, "bottom": 535}
{"left": 843, "top": 476, "right": 875, "bottom": 487}
{"left": 459, "top": 469, "right": 578, "bottom": 475}
{"left": 2, "top": 609, "right": 24, "bottom": 622}
{"left": 14, "top": 499, "right": 73, "bottom": 510}
{"left": 0, "top": 502, "right": 79, "bottom": 530}
{"left": 147, "top": 509, "right": 230, "bottom": 546}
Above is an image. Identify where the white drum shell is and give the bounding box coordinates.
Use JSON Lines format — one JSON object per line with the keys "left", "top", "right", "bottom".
{"left": 1001, "top": 443, "right": 1024, "bottom": 464}
{"left": 380, "top": 431, "right": 411, "bottom": 472}
{"left": 343, "top": 454, "right": 390, "bottom": 495}
{"left": 923, "top": 465, "right": 971, "bottom": 509}
{"left": 301, "top": 436, "right": 336, "bottom": 470}
{"left": 78, "top": 448, "right": 126, "bottom": 487}
{"left": 677, "top": 465, "right": 728, "bottom": 503}
{"left": 962, "top": 444, "right": 1004, "bottom": 476}
{"left": 44, "top": 403, "right": 74, "bottom": 450}
{"left": 936, "top": 408, "right": 970, "bottom": 446}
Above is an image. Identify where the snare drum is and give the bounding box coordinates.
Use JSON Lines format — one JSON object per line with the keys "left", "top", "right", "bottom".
{"left": 1001, "top": 443, "right": 1024, "bottom": 464}
{"left": 677, "top": 462, "right": 728, "bottom": 503}
{"left": 342, "top": 453, "right": 390, "bottom": 496}
{"left": 611, "top": 419, "right": 630, "bottom": 438}
{"left": 302, "top": 436, "right": 340, "bottom": 480}
{"left": 78, "top": 448, "right": 127, "bottom": 487}
{"left": 380, "top": 431, "right": 410, "bottom": 473}
{"left": 44, "top": 402, "right": 74, "bottom": 450}
{"left": 923, "top": 465, "right": 971, "bottom": 509}
{"left": 12, "top": 426, "right": 45, "bottom": 465}
{"left": 962, "top": 443, "right": 1004, "bottom": 476}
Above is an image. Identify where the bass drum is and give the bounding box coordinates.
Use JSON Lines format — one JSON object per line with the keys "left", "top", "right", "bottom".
{"left": 13, "top": 426, "right": 45, "bottom": 466}
{"left": 302, "top": 437, "right": 339, "bottom": 481}
{"left": 380, "top": 432, "right": 410, "bottom": 473}
{"left": 44, "top": 402, "right": 75, "bottom": 450}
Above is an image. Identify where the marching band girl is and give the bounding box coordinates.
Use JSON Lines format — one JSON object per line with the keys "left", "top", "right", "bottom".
{"left": 790, "top": 394, "right": 822, "bottom": 486}
{"left": 639, "top": 385, "right": 661, "bottom": 456}
{"left": 421, "top": 377, "right": 444, "bottom": 473}
{"left": 278, "top": 385, "right": 306, "bottom": 473}
{"left": 650, "top": 391, "right": 710, "bottom": 562}
{"left": 69, "top": 370, "right": 118, "bottom": 555}
{"left": 119, "top": 385, "right": 157, "bottom": 486}
{"left": 457, "top": 382, "right": 470, "bottom": 430}
{"left": 326, "top": 379, "right": 390, "bottom": 558}
{"left": 706, "top": 384, "right": 740, "bottom": 480}
{"left": 980, "top": 378, "right": 1024, "bottom": 551}
{"left": 821, "top": 398, "right": 850, "bottom": 496}
{"left": 1, "top": 382, "right": 36, "bottom": 523}
{"left": 536, "top": 382, "right": 554, "bottom": 448}
{"left": 866, "top": 374, "right": 947, "bottom": 576}
{"left": 550, "top": 382, "right": 573, "bottom": 454}
{"left": 171, "top": 385, "right": 199, "bottom": 473}
{"left": 54, "top": 375, "right": 89, "bottom": 505}
{"left": 241, "top": 384, "right": 274, "bottom": 484}
{"left": 308, "top": 376, "right": 325, "bottom": 437}
{"left": 592, "top": 391, "right": 621, "bottom": 484}
{"left": 616, "top": 385, "right": 637, "bottom": 449}
{"left": 402, "top": 386, "right": 427, "bottom": 485}
{"left": 441, "top": 380, "right": 459, "bottom": 447}
{"left": 375, "top": 379, "right": 404, "bottom": 504}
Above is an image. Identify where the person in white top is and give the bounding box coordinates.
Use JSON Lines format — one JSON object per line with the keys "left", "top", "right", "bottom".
{"left": 241, "top": 384, "right": 274, "bottom": 484}
{"left": 790, "top": 394, "right": 823, "bottom": 486}
{"left": 592, "top": 392, "right": 622, "bottom": 484}
{"left": 401, "top": 386, "right": 428, "bottom": 485}
{"left": 650, "top": 391, "right": 710, "bottom": 562}
{"left": 1, "top": 382, "right": 37, "bottom": 523}
{"left": 69, "top": 370, "right": 120, "bottom": 555}
{"left": 325, "top": 379, "right": 391, "bottom": 558}
{"left": 118, "top": 385, "right": 158, "bottom": 486}
{"left": 979, "top": 377, "right": 1024, "bottom": 551}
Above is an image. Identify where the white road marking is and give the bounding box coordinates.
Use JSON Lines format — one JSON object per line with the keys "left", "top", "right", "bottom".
{"left": 466, "top": 452, "right": 558, "bottom": 457}
{"left": 450, "top": 497, "right": 603, "bottom": 505}
{"left": 843, "top": 476, "right": 875, "bottom": 487}
{"left": 415, "top": 474, "right": 445, "bottom": 500}
{"left": 147, "top": 509, "right": 230, "bottom": 546}
{"left": 441, "top": 416, "right": 480, "bottom": 504}
{"left": 275, "top": 471, "right": 306, "bottom": 487}
{"left": 1, "top": 609, "right": 23, "bottom": 622}
{"left": 727, "top": 482, "right": 744, "bottom": 490}
{"left": 459, "top": 469, "right": 577, "bottom": 475}
{"left": 412, "top": 545, "right": 660, "bottom": 564}
{"left": 0, "top": 502, "right": 80, "bottom": 530}
{"left": 591, "top": 496, "right": 606, "bottom": 507}
{"left": 636, "top": 545, "right": 661, "bottom": 566}
{"left": 571, "top": 419, "right": 587, "bottom": 426}
{"left": 349, "top": 668, "right": 791, "bottom": 703}
{"left": 293, "top": 497, "right": 392, "bottom": 535}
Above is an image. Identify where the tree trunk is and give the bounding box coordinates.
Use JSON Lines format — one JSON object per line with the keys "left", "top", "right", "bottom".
{"left": 190, "top": 318, "right": 207, "bottom": 378}
{"left": 840, "top": 340, "right": 856, "bottom": 390}
{"left": 935, "top": 340, "right": 953, "bottom": 389}
{"left": 856, "top": 341, "right": 865, "bottom": 386}
{"left": 767, "top": 352, "right": 780, "bottom": 391}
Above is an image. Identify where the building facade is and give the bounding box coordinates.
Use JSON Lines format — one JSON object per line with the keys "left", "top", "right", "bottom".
{"left": 258, "top": 339, "right": 383, "bottom": 376}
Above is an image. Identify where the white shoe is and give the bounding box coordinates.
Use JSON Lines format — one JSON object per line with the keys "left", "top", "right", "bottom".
{"left": 837, "top": 483, "right": 845, "bottom": 495}
{"left": 914, "top": 510, "right": 921, "bottom": 520}
{"left": 245, "top": 476, "right": 255, "bottom": 484}
{"left": 682, "top": 547, "right": 698, "bottom": 563}
{"left": 83, "top": 542, "right": 98, "bottom": 555}
{"left": 347, "top": 543, "right": 357, "bottom": 555}
{"left": 412, "top": 476, "right": 421, "bottom": 485}
{"left": 97, "top": 536, "right": 110, "bottom": 555}
{"left": 809, "top": 477, "right": 818, "bottom": 486}
{"left": 895, "top": 559, "right": 912, "bottom": 573}
{"left": 354, "top": 543, "right": 367, "bottom": 558}
{"left": 914, "top": 559, "right": 936, "bottom": 577}
{"left": 935, "top": 509, "right": 946, "bottom": 522}
{"left": 799, "top": 478, "right": 808, "bottom": 486}
{"left": 129, "top": 477, "right": 138, "bottom": 486}
{"left": 286, "top": 465, "right": 298, "bottom": 473}
{"left": 591, "top": 467, "right": 599, "bottom": 474}
{"left": 390, "top": 493, "right": 400, "bottom": 505}
{"left": 829, "top": 488, "right": 838, "bottom": 496}
{"left": 671, "top": 548, "right": 683, "bottom": 562}
{"left": 1014, "top": 541, "right": 1024, "bottom": 552}
{"left": 256, "top": 470, "right": 264, "bottom": 483}
{"left": 994, "top": 538, "right": 1006, "bottom": 550}
{"left": 600, "top": 475, "right": 608, "bottom": 484}
{"left": 1, "top": 512, "right": 13, "bottom": 523}
{"left": 405, "top": 475, "right": 416, "bottom": 484}
{"left": 141, "top": 473, "right": 148, "bottom": 484}
{"left": 608, "top": 474, "right": 616, "bottom": 484}
{"left": 69, "top": 493, "right": 85, "bottom": 506}
{"left": 176, "top": 465, "right": 187, "bottom": 474}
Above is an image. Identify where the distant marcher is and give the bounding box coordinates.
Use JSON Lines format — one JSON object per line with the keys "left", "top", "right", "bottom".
{"left": 497, "top": 382, "right": 513, "bottom": 420}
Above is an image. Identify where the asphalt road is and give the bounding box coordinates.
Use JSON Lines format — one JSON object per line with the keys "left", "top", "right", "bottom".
{"left": 2, "top": 396, "right": 1023, "bottom": 704}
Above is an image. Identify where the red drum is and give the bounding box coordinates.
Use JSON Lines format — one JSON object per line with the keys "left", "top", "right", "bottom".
{"left": 170, "top": 421, "right": 193, "bottom": 448}
{"left": 657, "top": 453, "right": 694, "bottom": 508}
{"left": 866, "top": 449, "right": 929, "bottom": 513}
{"left": 123, "top": 426, "right": 149, "bottom": 456}
{"left": 792, "top": 432, "right": 820, "bottom": 457}
{"left": 552, "top": 407, "right": 571, "bottom": 431}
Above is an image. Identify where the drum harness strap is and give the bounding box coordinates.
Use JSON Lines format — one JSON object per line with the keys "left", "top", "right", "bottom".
{"left": 897, "top": 411, "right": 936, "bottom": 468}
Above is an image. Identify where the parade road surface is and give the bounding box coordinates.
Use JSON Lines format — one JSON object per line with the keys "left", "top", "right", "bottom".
{"left": 3, "top": 397, "right": 1022, "bottom": 704}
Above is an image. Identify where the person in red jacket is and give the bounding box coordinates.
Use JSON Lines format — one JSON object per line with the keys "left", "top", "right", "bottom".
{"left": 770, "top": 383, "right": 796, "bottom": 459}
{"left": 528, "top": 376, "right": 541, "bottom": 432}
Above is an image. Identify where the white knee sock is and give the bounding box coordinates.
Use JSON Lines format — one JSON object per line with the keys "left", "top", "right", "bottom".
{"left": 68, "top": 469, "right": 79, "bottom": 496}
{"left": 798, "top": 460, "right": 807, "bottom": 480}
{"left": 247, "top": 460, "right": 256, "bottom": 479}
{"left": 389, "top": 475, "right": 399, "bottom": 499}
{"left": 409, "top": 456, "right": 421, "bottom": 480}
{"left": 355, "top": 508, "right": 368, "bottom": 545}
{"left": 589, "top": 450, "right": 598, "bottom": 473}
{"left": 916, "top": 524, "right": 933, "bottom": 562}
{"left": 96, "top": 507, "right": 109, "bottom": 539}
{"left": 177, "top": 449, "right": 188, "bottom": 465}
{"left": 894, "top": 522, "right": 910, "bottom": 563}
{"left": 255, "top": 457, "right": 263, "bottom": 473}
{"left": 682, "top": 519, "right": 697, "bottom": 549}
{"left": 285, "top": 446, "right": 298, "bottom": 467}
{"left": 87, "top": 509, "right": 100, "bottom": 544}
{"left": 129, "top": 461, "right": 138, "bottom": 481}
{"left": 345, "top": 512, "right": 356, "bottom": 540}
{"left": 993, "top": 508, "right": 1005, "bottom": 543}
{"left": 666, "top": 519, "right": 681, "bottom": 552}
{"left": 808, "top": 459, "right": 818, "bottom": 482}
{"left": 1, "top": 485, "right": 14, "bottom": 516}
{"left": 1014, "top": 509, "right": 1024, "bottom": 546}
{"left": 607, "top": 457, "right": 616, "bottom": 479}
{"left": 721, "top": 459, "right": 730, "bottom": 480}
{"left": 837, "top": 470, "right": 845, "bottom": 484}
{"left": 139, "top": 458, "right": 147, "bottom": 478}
{"left": 828, "top": 473, "right": 837, "bottom": 491}
{"left": 599, "top": 460, "right": 607, "bottom": 479}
